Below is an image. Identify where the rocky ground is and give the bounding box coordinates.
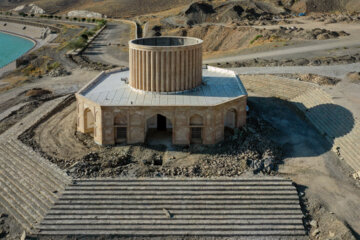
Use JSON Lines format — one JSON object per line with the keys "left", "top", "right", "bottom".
{"left": 19, "top": 101, "right": 281, "bottom": 179}
{"left": 275, "top": 73, "right": 341, "bottom": 86}
{"left": 347, "top": 72, "right": 360, "bottom": 84}
{"left": 0, "top": 207, "right": 23, "bottom": 240}
{"left": 298, "top": 187, "right": 357, "bottom": 240}
{"left": 214, "top": 52, "right": 360, "bottom": 68}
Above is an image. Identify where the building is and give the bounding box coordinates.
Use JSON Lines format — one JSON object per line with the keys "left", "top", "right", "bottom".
{"left": 76, "top": 36, "right": 247, "bottom": 145}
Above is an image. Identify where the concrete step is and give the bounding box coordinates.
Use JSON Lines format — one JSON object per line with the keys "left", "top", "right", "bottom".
{"left": 65, "top": 185, "right": 296, "bottom": 191}
{"left": 43, "top": 214, "right": 304, "bottom": 220}
{"left": 59, "top": 195, "right": 300, "bottom": 200}
{"left": 41, "top": 219, "right": 304, "bottom": 225}
{"left": 0, "top": 166, "right": 48, "bottom": 216}
{"left": 49, "top": 204, "right": 301, "bottom": 211}
{"left": 61, "top": 191, "right": 298, "bottom": 197}
{"left": 54, "top": 199, "right": 300, "bottom": 205}
{"left": 7, "top": 140, "right": 70, "bottom": 186}
{"left": 38, "top": 224, "right": 305, "bottom": 231}
{"left": 0, "top": 144, "right": 62, "bottom": 201}
{"left": 37, "top": 178, "right": 305, "bottom": 237}
{"left": 0, "top": 187, "right": 34, "bottom": 231}
{"left": 0, "top": 180, "right": 38, "bottom": 226}
{"left": 0, "top": 152, "right": 57, "bottom": 206}
{"left": 291, "top": 87, "right": 360, "bottom": 172}
{"left": 38, "top": 229, "right": 306, "bottom": 237}
{"left": 72, "top": 176, "right": 292, "bottom": 183}
{"left": 10, "top": 139, "right": 70, "bottom": 182}
{"left": 46, "top": 209, "right": 302, "bottom": 215}
{"left": 0, "top": 141, "right": 69, "bottom": 232}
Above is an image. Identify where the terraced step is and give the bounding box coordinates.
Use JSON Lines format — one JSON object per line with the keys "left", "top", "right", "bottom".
{"left": 0, "top": 140, "right": 70, "bottom": 232}
{"left": 37, "top": 178, "right": 306, "bottom": 238}
{"left": 291, "top": 87, "right": 360, "bottom": 172}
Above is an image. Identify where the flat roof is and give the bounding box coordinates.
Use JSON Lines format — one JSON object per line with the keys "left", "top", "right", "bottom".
{"left": 79, "top": 67, "right": 247, "bottom": 107}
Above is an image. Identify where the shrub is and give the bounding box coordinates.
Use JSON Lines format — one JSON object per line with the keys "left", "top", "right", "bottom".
{"left": 250, "top": 34, "right": 263, "bottom": 44}
{"left": 68, "top": 38, "right": 87, "bottom": 49}
{"left": 80, "top": 34, "right": 88, "bottom": 41}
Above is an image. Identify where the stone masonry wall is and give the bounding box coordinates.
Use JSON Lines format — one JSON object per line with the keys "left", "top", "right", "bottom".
{"left": 77, "top": 95, "right": 247, "bottom": 146}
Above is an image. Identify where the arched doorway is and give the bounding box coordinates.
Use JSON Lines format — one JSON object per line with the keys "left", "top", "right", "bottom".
{"left": 146, "top": 114, "right": 173, "bottom": 146}
{"left": 224, "top": 108, "right": 237, "bottom": 137}
{"left": 84, "top": 108, "right": 95, "bottom": 135}
{"left": 114, "top": 113, "right": 127, "bottom": 143}
{"left": 190, "top": 114, "right": 203, "bottom": 144}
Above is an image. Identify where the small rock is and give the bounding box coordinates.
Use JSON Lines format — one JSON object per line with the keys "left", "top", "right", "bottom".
{"left": 329, "top": 231, "right": 335, "bottom": 237}
{"left": 310, "top": 220, "right": 318, "bottom": 228}
{"left": 20, "top": 231, "right": 26, "bottom": 240}
{"left": 162, "top": 208, "right": 172, "bottom": 218}
{"left": 312, "top": 229, "right": 320, "bottom": 237}
{"left": 0, "top": 229, "right": 7, "bottom": 238}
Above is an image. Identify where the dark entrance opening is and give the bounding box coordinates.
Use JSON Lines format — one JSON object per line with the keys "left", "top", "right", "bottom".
{"left": 115, "top": 127, "right": 127, "bottom": 143}
{"left": 157, "top": 114, "right": 167, "bottom": 131}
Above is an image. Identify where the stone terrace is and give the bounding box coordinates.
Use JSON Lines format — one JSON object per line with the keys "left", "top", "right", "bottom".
{"left": 37, "top": 178, "right": 306, "bottom": 238}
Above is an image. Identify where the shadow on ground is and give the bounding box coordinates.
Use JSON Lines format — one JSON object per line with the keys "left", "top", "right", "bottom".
{"left": 248, "top": 96, "right": 354, "bottom": 160}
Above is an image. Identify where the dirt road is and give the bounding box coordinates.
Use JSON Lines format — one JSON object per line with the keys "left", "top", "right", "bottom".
{"left": 232, "top": 63, "right": 360, "bottom": 78}
{"left": 204, "top": 20, "right": 360, "bottom": 64}
{"left": 83, "top": 21, "right": 132, "bottom": 67}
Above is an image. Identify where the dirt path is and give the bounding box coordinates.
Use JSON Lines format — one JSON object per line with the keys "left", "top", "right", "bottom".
{"left": 249, "top": 96, "right": 360, "bottom": 238}
{"left": 232, "top": 63, "right": 360, "bottom": 78}
{"left": 204, "top": 20, "right": 360, "bottom": 64}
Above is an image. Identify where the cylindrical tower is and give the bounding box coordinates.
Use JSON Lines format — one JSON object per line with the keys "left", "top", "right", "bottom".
{"left": 129, "top": 36, "right": 203, "bottom": 92}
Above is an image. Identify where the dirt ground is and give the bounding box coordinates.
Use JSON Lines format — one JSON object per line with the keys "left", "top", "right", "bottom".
{"left": 249, "top": 96, "right": 360, "bottom": 240}
{"left": 214, "top": 52, "right": 360, "bottom": 68}
{"left": 275, "top": 73, "right": 342, "bottom": 85}
{"left": 21, "top": 101, "right": 281, "bottom": 179}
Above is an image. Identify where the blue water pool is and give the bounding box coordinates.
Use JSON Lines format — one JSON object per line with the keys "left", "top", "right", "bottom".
{"left": 0, "top": 32, "right": 35, "bottom": 68}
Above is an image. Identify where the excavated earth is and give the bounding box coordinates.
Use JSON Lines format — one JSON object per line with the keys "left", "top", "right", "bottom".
{"left": 20, "top": 101, "right": 282, "bottom": 179}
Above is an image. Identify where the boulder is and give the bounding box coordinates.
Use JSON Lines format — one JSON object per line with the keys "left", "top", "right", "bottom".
{"left": 12, "top": 4, "right": 45, "bottom": 14}
{"left": 67, "top": 10, "right": 106, "bottom": 19}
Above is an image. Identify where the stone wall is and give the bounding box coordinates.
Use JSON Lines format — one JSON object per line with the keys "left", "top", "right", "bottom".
{"left": 77, "top": 94, "right": 247, "bottom": 146}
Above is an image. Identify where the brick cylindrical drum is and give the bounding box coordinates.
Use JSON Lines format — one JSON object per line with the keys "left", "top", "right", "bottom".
{"left": 129, "top": 37, "right": 203, "bottom": 92}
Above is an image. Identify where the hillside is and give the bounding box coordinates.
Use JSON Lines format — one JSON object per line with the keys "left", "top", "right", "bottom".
{"left": 1, "top": 0, "right": 360, "bottom": 17}
{"left": 0, "top": 0, "right": 194, "bottom": 17}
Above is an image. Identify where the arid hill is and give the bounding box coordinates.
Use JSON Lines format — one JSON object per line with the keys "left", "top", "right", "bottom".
{"left": 0, "top": 0, "right": 194, "bottom": 17}
{"left": 1, "top": 0, "right": 359, "bottom": 17}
